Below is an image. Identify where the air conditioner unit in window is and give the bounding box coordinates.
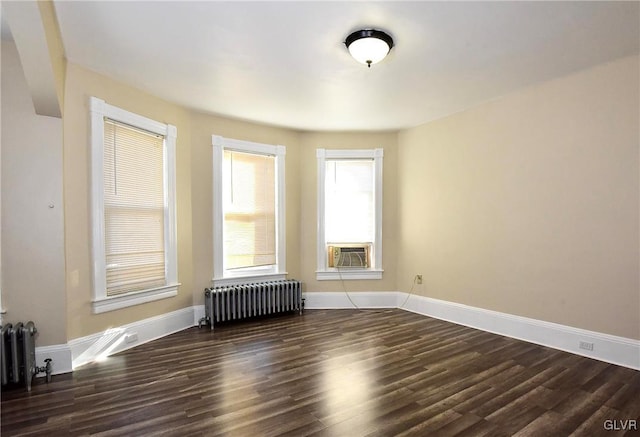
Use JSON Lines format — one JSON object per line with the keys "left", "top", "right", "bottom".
{"left": 328, "top": 245, "right": 370, "bottom": 268}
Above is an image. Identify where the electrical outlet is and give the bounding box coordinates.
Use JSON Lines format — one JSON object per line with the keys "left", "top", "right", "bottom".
{"left": 579, "top": 341, "right": 594, "bottom": 351}
{"left": 125, "top": 332, "right": 138, "bottom": 344}
{"left": 416, "top": 274, "right": 423, "bottom": 284}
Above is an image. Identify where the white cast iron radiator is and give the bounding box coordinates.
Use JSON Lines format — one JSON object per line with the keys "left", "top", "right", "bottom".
{"left": 1, "top": 322, "right": 52, "bottom": 391}
{"left": 199, "top": 280, "right": 304, "bottom": 330}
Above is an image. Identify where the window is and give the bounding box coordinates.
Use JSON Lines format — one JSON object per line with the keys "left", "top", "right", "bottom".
{"left": 212, "top": 135, "right": 286, "bottom": 285}
{"left": 90, "top": 97, "right": 178, "bottom": 313}
{"left": 316, "top": 148, "right": 383, "bottom": 280}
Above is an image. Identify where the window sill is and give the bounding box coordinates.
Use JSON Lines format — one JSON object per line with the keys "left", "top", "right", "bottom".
{"left": 316, "top": 269, "right": 383, "bottom": 281}
{"left": 92, "top": 283, "right": 180, "bottom": 314}
{"left": 211, "top": 272, "right": 288, "bottom": 287}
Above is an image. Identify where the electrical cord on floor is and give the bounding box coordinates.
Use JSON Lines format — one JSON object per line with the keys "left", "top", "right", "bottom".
{"left": 398, "top": 275, "right": 419, "bottom": 310}
{"left": 336, "top": 266, "right": 360, "bottom": 310}
{"left": 336, "top": 267, "right": 394, "bottom": 314}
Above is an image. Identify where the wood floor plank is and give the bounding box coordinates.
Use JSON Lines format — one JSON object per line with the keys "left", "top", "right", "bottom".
{"left": 2, "top": 309, "right": 638, "bottom": 436}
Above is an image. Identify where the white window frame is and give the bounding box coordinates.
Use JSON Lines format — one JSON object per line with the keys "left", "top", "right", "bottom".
{"left": 212, "top": 135, "right": 286, "bottom": 287}
{"left": 89, "top": 97, "right": 179, "bottom": 314}
{"left": 316, "top": 148, "right": 384, "bottom": 280}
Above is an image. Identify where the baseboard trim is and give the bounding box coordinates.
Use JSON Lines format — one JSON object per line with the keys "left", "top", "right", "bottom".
{"left": 305, "top": 291, "right": 640, "bottom": 370}
{"left": 303, "top": 291, "right": 397, "bottom": 309}
{"left": 194, "top": 305, "right": 205, "bottom": 326}
{"left": 35, "top": 343, "right": 73, "bottom": 376}
{"left": 48, "top": 291, "right": 640, "bottom": 374}
{"left": 69, "top": 306, "right": 197, "bottom": 370}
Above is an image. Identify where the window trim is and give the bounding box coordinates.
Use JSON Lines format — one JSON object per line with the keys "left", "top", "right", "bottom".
{"left": 211, "top": 135, "right": 286, "bottom": 286}
{"left": 89, "top": 97, "right": 179, "bottom": 313}
{"left": 316, "top": 148, "right": 384, "bottom": 280}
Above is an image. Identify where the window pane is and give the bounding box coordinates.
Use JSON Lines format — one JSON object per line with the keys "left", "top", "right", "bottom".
{"left": 104, "top": 119, "right": 166, "bottom": 295}
{"left": 223, "top": 150, "right": 276, "bottom": 269}
{"left": 325, "top": 159, "right": 374, "bottom": 243}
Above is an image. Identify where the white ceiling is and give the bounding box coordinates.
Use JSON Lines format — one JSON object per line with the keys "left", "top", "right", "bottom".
{"left": 52, "top": 1, "right": 639, "bottom": 132}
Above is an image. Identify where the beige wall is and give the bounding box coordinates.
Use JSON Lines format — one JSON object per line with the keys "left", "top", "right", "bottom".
{"left": 188, "top": 118, "right": 399, "bottom": 300}
{"left": 1, "top": 41, "right": 66, "bottom": 345}
{"left": 63, "top": 63, "right": 194, "bottom": 339}
{"left": 298, "top": 131, "right": 399, "bottom": 292}
{"left": 189, "top": 111, "right": 301, "bottom": 305}
{"left": 56, "top": 67, "right": 403, "bottom": 338}
{"left": 63, "top": 64, "right": 306, "bottom": 339}
{"left": 398, "top": 55, "right": 639, "bottom": 339}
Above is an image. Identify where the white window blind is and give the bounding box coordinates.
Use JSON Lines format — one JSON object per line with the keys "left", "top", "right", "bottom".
{"left": 223, "top": 150, "right": 276, "bottom": 270}
{"left": 325, "top": 159, "right": 375, "bottom": 243}
{"left": 103, "top": 119, "right": 166, "bottom": 295}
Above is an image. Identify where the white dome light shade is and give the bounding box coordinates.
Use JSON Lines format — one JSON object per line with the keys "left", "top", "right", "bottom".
{"left": 348, "top": 38, "right": 390, "bottom": 65}
{"left": 345, "top": 29, "right": 394, "bottom": 68}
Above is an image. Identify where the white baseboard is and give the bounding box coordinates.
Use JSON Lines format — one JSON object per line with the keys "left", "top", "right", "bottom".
{"left": 398, "top": 293, "right": 640, "bottom": 370}
{"left": 35, "top": 343, "right": 72, "bottom": 376}
{"left": 194, "top": 304, "right": 205, "bottom": 326}
{"left": 303, "top": 291, "right": 397, "bottom": 309}
{"left": 41, "top": 291, "right": 640, "bottom": 375}
{"left": 68, "top": 306, "right": 197, "bottom": 370}
{"left": 305, "top": 291, "right": 640, "bottom": 370}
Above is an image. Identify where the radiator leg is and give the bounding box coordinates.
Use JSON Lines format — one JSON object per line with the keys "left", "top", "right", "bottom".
{"left": 44, "top": 359, "right": 52, "bottom": 383}
{"left": 198, "top": 317, "right": 208, "bottom": 328}
{"left": 301, "top": 298, "right": 305, "bottom": 315}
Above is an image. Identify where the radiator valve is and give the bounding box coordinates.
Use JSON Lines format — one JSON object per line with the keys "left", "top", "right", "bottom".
{"left": 36, "top": 358, "right": 53, "bottom": 383}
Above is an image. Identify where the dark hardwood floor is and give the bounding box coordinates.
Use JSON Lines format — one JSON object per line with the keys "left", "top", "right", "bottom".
{"left": 2, "top": 309, "right": 639, "bottom": 436}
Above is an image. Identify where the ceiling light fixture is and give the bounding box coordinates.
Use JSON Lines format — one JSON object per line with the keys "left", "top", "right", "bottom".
{"left": 345, "top": 29, "right": 394, "bottom": 68}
